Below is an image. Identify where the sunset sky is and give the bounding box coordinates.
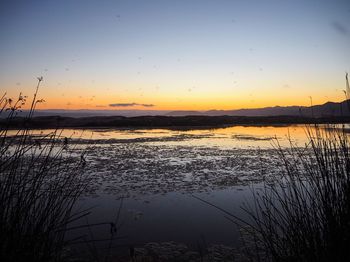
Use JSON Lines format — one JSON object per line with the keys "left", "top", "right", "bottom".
{"left": 1, "top": 0, "right": 350, "bottom": 110}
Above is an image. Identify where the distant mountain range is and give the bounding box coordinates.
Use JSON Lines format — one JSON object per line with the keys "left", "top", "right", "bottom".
{"left": 166, "top": 100, "right": 350, "bottom": 117}
{"left": 4, "top": 100, "right": 350, "bottom": 118}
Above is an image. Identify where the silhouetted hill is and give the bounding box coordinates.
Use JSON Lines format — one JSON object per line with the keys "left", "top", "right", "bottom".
{"left": 2, "top": 100, "right": 350, "bottom": 119}
{"left": 9, "top": 109, "right": 171, "bottom": 118}
{"left": 166, "top": 100, "right": 350, "bottom": 117}
{"left": 2, "top": 115, "right": 350, "bottom": 129}
{"left": 164, "top": 110, "right": 204, "bottom": 116}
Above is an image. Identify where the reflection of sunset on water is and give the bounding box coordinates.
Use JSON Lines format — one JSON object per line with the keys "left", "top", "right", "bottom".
{"left": 8, "top": 124, "right": 346, "bottom": 149}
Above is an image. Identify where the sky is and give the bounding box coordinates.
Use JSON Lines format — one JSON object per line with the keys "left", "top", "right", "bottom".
{"left": 0, "top": 0, "right": 350, "bottom": 110}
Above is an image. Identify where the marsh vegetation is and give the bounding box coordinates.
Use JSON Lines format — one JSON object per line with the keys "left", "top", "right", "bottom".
{"left": 0, "top": 79, "right": 89, "bottom": 262}
{"left": 229, "top": 126, "right": 350, "bottom": 262}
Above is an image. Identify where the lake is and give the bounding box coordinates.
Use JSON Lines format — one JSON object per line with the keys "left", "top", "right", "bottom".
{"left": 10, "top": 124, "right": 340, "bottom": 260}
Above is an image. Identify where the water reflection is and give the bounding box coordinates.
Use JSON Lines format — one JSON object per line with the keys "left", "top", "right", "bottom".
{"left": 7, "top": 124, "right": 337, "bottom": 148}
{"left": 8, "top": 124, "right": 347, "bottom": 258}
{"left": 61, "top": 125, "right": 323, "bottom": 258}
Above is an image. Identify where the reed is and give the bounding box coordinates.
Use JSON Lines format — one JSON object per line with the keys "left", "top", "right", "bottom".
{"left": 0, "top": 77, "right": 89, "bottom": 262}
{"left": 240, "top": 125, "right": 350, "bottom": 262}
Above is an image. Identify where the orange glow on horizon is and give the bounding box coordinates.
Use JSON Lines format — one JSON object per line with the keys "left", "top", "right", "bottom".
{"left": 3, "top": 76, "right": 346, "bottom": 111}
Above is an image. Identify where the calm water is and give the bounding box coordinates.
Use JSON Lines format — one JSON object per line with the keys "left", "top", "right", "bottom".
{"left": 56, "top": 124, "right": 319, "bottom": 257}
{"left": 10, "top": 125, "right": 343, "bottom": 258}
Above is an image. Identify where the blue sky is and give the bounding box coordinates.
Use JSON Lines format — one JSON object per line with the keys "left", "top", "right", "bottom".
{"left": 1, "top": 0, "right": 349, "bottom": 109}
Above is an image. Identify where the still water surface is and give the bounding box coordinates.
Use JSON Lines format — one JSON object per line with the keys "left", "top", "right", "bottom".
{"left": 11, "top": 125, "right": 342, "bottom": 257}
{"left": 61, "top": 125, "right": 321, "bottom": 257}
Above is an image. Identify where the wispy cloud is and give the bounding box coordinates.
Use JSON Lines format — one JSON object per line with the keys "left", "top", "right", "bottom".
{"left": 331, "top": 21, "right": 348, "bottom": 35}
{"left": 109, "top": 102, "right": 155, "bottom": 108}
{"left": 140, "top": 103, "right": 155, "bottom": 107}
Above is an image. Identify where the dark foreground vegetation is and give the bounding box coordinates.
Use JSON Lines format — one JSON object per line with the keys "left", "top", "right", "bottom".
{"left": 0, "top": 79, "right": 89, "bottom": 262}
{"left": 237, "top": 126, "right": 350, "bottom": 262}
{"left": 2, "top": 114, "right": 350, "bottom": 129}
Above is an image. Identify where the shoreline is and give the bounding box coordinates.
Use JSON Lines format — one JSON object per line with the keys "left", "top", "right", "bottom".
{"left": 1, "top": 115, "right": 350, "bottom": 130}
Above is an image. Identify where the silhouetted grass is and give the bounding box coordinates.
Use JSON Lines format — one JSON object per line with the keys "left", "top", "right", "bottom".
{"left": 239, "top": 125, "right": 350, "bottom": 262}
{"left": 0, "top": 78, "right": 89, "bottom": 262}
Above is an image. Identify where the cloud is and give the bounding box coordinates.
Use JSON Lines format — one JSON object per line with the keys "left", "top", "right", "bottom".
{"left": 140, "top": 103, "right": 155, "bottom": 107}
{"left": 331, "top": 21, "right": 348, "bottom": 35}
{"left": 109, "top": 103, "right": 137, "bottom": 107}
{"left": 109, "top": 102, "right": 155, "bottom": 108}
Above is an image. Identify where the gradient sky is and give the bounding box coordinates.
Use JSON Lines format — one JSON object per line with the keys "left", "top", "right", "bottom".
{"left": 1, "top": 0, "right": 350, "bottom": 110}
